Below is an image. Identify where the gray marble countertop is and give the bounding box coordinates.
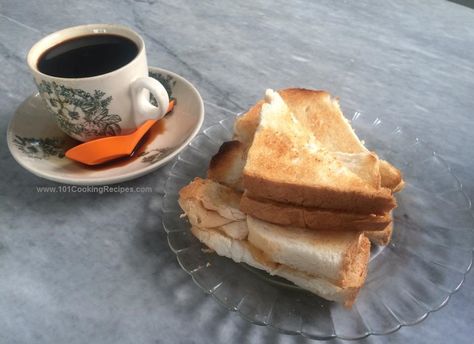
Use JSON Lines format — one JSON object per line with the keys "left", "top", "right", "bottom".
{"left": 1, "top": 1, "right": 473, "bottom": 343}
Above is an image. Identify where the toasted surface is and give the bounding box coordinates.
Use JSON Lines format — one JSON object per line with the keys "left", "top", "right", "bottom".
{"left": 208, "top": 141, "right": 246, "bottom": 191}
{"left": 247, "top": 216, "right": 370, "bottom": 288}
{"left": 209, "top": 140, "right": 397, "bottom": 215}
{"left": 191, "top": 225, "right": 360, "bottom": 306}
{"left": 279, "top": 89, "right": 365, "bottom": 153}
{"left": 205, "top": 142, "right": 387, "bottom": 198}
{"left": 234, "top": 88, "right": 403, "bottom": 191}
{"left": 334, "top": 152, "right": 381, "bottom": 189}
{"left": 243, "top": 90, "right": 396, "bottom": 214}
{"left": 240, "top": 192, "right": 391, "bottom": 231}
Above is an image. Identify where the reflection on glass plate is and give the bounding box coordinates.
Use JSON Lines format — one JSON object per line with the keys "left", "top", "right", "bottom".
{"left": 162, "top": 112, "right": 473, "bottom": 340}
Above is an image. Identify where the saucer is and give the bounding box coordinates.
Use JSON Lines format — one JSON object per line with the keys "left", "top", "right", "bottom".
{"left": 7, "top": 67, "right": 204, "bottom": 185}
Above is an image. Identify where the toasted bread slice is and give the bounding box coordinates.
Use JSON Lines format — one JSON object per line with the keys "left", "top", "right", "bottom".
{"left": 213, "top": 139, "right": 388, "bottom": 204}
{"left": 247, "top": 216, "right": 370, "bottom": 288}
{"left": 179, "top": 178, "right": 370, "bottom": 287}
{"left": 179, "top": 178, "right": 369, "bottom": 305}
{"left": 234, "top": 88, "right": 403, "bottom": 191}
{"left": 243, "top": 90, "right": 396, "bottom": 214}
{"left": 240, "top": 192, "right": 391, "bottom": 231}
{"left": 208, "top": 140, "right": 401, "bottom": 204}
{"left": 181, "top": 177, "right": 394, "bottom": 245}
{"left": 190, "top": 225, "right": 361, "bottom": 306}
{"left": 213, "top": 114, "right": 404, "bottom": 194}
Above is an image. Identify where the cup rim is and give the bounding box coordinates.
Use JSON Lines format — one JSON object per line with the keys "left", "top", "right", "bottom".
{"left": 27, "top": 23, "right": 146, "bottom": 81}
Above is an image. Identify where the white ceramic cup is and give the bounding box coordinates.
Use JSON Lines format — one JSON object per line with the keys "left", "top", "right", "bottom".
{"left": 27, "top": 24, "right": 169, "bottom": 142}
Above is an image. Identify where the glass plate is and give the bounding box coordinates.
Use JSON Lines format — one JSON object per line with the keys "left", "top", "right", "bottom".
{"left": 162, "top": 112, "right": 474, "bottom": 340}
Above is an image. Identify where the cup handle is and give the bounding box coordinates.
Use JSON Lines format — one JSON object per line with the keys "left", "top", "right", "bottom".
{"left": 131, "top": 76, "right": 169, "bottom": 126}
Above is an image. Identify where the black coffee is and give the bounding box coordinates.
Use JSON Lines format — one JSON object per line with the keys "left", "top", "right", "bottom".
{"left": 37, "top": 34, "right": 138, "bottom": 78}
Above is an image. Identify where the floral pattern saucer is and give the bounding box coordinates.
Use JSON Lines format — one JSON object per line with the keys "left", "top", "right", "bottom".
{"left": 7, "top": 67, "right": 204, "bottom": 185}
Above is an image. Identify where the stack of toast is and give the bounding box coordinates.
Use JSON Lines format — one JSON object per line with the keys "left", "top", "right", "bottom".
{"left": 179, "top": 88, "right": 403, "bottom": 306}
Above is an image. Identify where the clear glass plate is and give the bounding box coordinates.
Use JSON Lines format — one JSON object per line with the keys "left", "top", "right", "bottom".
{"left": 162, "top": 112, "right": 474, "bottom": 340}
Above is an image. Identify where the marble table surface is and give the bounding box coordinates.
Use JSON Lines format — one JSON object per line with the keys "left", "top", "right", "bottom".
{"left": 0, "top": 1, "right": 473, "bottom": 343}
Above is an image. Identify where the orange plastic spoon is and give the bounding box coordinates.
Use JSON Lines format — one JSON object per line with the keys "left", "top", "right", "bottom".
{"left": 66, "top": 100, "right": 174, "bottom": 165}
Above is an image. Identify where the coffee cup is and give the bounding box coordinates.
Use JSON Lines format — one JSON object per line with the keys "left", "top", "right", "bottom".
{"left": 27, "top": 24, "right": 169, "bottom": 142}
